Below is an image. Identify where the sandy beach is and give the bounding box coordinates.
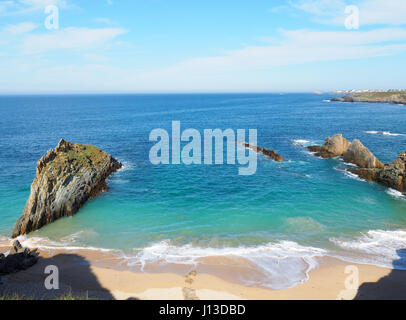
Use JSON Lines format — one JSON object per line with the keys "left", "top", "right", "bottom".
{"left": 1, "top": 243, "right": 405, "bottom": 300}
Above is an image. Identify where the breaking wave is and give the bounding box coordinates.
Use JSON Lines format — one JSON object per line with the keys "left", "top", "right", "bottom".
{"left": 121, "top": 240, "right": 327, "bottom": 289}
{"left": 331, "top": 230, "right": 406, "bottom": 269}
{"left": 292, "top": 139, "right": 311, "bottom": 147}
{"left": 343, "top": 170, "right": 365, "bottom": 182}
{"left": 386, "top": 188, "right": 406, "bottom": 200}
{"left": 15, "top": 232, "right": 115, "bottom": 253}
{"left": 365, "top": 131, "right": 404, "bottom": 137}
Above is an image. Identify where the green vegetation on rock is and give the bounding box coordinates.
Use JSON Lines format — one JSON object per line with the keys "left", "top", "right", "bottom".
{"left": 46, "top": 143, "right": 107, "bottom": 172}
{"left": 332, "top": 90, "right": 406, "bottom": 105}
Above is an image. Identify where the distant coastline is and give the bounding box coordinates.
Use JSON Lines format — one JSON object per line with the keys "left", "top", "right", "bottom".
{"left": 331, "top": 90, "right": 406, "bottom": 105}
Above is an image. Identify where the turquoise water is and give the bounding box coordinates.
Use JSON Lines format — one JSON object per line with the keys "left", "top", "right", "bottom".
{"left": 1, "top": 94, "right": 406, "bottom": 288}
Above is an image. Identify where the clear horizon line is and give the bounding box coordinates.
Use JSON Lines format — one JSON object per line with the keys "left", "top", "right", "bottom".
{"left": 0, "top": 90, "right": 341, "bottom": 96}
{"left": 0, "top": 88, "right": 398, "bottom": 96}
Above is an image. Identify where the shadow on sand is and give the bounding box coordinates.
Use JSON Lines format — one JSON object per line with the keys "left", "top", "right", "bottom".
{"left": 3, "top": 249, "right": 406, "bottom": 300}
{"left": 354, "top": 249, "right": 406, "bottom": 300}
{"left": 0, "top": 253, "right": 127, "bottom": 300}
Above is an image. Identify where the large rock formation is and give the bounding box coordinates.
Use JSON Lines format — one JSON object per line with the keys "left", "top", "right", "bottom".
{"left": 307, "top": 134, "right": 405, "bottom": 194}
{"left": 307, "top": 135, "right": 382, "bottom": 168}
{"left": 349, "top": 152, "right": 406, "bottom": 192}
{"left": 12, "top": 139, "right": 122, "bottom": 238}
{"left": 237, "top": 142, "right": 284, "bottom": 162}
{"left": 343, "top": 139, "right": 384, "bottom": 169}
{"left": 307, "top": 134, "right": 351, "bottom": 158}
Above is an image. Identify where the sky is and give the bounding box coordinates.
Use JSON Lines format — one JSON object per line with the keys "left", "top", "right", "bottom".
{"left": 0, "top": 0, "right": 405, "bottom": 93}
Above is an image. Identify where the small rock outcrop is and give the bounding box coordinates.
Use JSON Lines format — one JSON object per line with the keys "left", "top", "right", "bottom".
{"left": 0, "top": 240, "right": 38, "bottom": 275}
{"left": 343, "top": 139, "right": 384, "bottom": 169}
{"left": 237, "top": 142, "right": 284, "bottom": 162}
{"left": 307, "top": 134, "right": 351, "bottom": 158}
{"left": 262, "top": 148, "right": 284, "bottom": 162}
{"left": 12, "top": 139, "right": 122, "bottom": 238}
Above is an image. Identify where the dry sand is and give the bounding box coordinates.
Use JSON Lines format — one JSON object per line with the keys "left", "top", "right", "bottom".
{"left": 1, "top": 247, "right": 406, "bottom": 300}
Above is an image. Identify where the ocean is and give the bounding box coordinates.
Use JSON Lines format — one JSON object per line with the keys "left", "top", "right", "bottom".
{"left": 1, "top": 93, "right": 406, "bottom": 289}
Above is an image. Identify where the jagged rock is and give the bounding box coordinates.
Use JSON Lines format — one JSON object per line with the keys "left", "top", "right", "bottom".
{"left": 350, "top": 152, "right": 406, "bottom": 192}
{"left": 0, "top": 240, "right": 39, "bottom": 275}
{"left": 9, "top": 240, "right": 23, "bottom": 255}
{"left": 239, "top": 142, "right": 262, "bottom": 153}
{"left": 307, "top": 134, "right": 351, "bottom": 158}
{"left": 237, "top": 142, "right": 284, "bottom": 162}
{"left": 12, "top": 139, "right": 122, "bottom": 238}
{"left": 261, "top": 148, "right": 284, "bottom": 162}
{"left": 306, "top": 134, "right": 404, "bottom": 193}
{"left": 344, "top": 139, "right": 384, "bottom": 169}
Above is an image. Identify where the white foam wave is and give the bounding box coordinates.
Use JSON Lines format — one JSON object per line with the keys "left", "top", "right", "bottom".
{"left": 115, "top": 159, "right": 134, "bottom": 173}
{"left": 331, "top": 230, "right": 406, "bottom": 269}
{"left": 336, "top": 158, "right": 358, "bottom": 167}
{"left": 365, "top": 131, "right": 404, "bottom": 137}
{"left": 15, "top": 234, "right": 114, "bottom": 253}
{"left": 386, "top": 188, "right": 406, "bottom": 200}
{"left": 122, "top": 240, "right": 327, "bottom": 289}
{"left": 343, "top": 162, "right": 358, "bottom": 167}
{"left": 341, "top": 169, "right": 366, "bottom": 182}
{"left": 323, "top": 99, "right": 331, "bottom": 103}
{"left": 292, "top": 139, "right": 314, "bottom": 147}
{"left": 2, "top": 231, "right": 328, "bottom": 289}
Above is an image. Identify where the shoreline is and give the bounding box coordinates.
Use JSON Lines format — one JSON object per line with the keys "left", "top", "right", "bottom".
{"left": 1, "top": 240, "right": 406, "bottom": 300}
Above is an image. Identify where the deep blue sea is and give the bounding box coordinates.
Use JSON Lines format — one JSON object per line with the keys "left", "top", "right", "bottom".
{"left": 1, "top": 93, "right": 406, "bottom": 289}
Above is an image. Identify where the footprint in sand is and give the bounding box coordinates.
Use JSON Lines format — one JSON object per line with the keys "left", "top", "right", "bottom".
{"left": 182, "top": 270, "right": 199, "bottom": 300}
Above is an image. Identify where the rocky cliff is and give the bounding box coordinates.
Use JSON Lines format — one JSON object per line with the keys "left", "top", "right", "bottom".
{"left": 12, "top": 139, "right": 122, "bottom": 238}
{"left": 307, "top": 135, "right": 405, "bottom": 194}
{"left": 332, "top": 91, "right": 406, "bottom": 105}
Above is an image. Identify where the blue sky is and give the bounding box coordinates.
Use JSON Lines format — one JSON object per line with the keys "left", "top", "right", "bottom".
{"left": 0, "top": 0, "right": 406, "bottom": 93}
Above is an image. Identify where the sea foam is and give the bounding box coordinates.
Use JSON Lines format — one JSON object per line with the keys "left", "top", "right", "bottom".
{"left": 386, "top": 188, "right": 406, "bottom": 200}
{"left": 365, "top": 131, "right": 404, "bottom": 137}
{"left": 331, "top": 230, "right": 406, "bottom": 270}
{"left": 292, "top": 139, "right": 311, "bottom": 147}
{"left": 16, "top": 234, "right": 115, "bottom": 253}
{"left": 341, "top": 169, "right": 366, "bottom": 182}
{"left": 121, "top": 240, "right": 327, "bottom": 289}
{"left": 12, "top": 232, "right": 327, "bottom": 289}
